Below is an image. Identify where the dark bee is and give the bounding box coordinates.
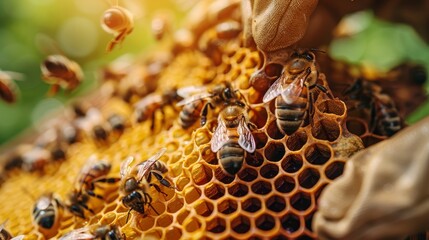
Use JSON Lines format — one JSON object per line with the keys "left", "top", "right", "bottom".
{"left": 263, "top": 50, "right": 331, "bottom": 135}
{"left": 32, "top": 193, "right": 63, "bottom": 234}
{"left": 134, "top": 88, "right": 182, "bottom": 130}
{"left": 176, "top": 82, "right": 241, "bottom": 129}
{"left": 60, "top": 224, "right": 125, "bottom": 240}
{"left": 120, "top": 149, "right": 169, "bottom": 222}
{"left": 0, "top": 70, "right": 22, "bottom": 104}
{"left": 0, "top": 221, "right": 24, "bottom": 240}
{"left": 345, "top": 78, "right": 402, "bottom": 136}
{"left": 211, "top": 101, "right": 256, "bottom": 175}
{"left": 41, "top": 54, "right": 83, "bottom": 96}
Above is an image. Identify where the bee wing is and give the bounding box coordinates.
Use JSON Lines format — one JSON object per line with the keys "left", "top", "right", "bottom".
{"left": 211, "top": 116, "right": 229, "bottom": 153}
{"left": 1, "top": 71, "right": 25, "bottom": 81}
{"left": 36, "top": 195, "right": 51, "bottom": 210}
{"left": 238, "top": 116, "right": 256, "bottom": 153}
{"left": 176, "top": 85, "right": 207, "bottom": 98}
{"left": 134, "top": 94, "right": 162, "bottom": 109}
{"left": 281, "top": 76, "right": 305, "bottom": 104}
{"left": 176, "top": 92, "right": 212, "bottom": 106}
{"left": 59, "top": 227, "right": 94, "bottom": 240}
{"left": 120, "top": 156, "right": 136, "bottom": 179}
{"left": 34, "top": 33, "right": 64, "bottom": 55}
{"left": 136, "top": 148, "right": 166, "bottom": 180}
{"left": 11, "top": 236, "right": 25, "bottom": 240}
{"left": 262, "top": 75, "right": 287, "bottom": 103}
{"left": 0, "top": 221, "right": 5, "bottom": 231}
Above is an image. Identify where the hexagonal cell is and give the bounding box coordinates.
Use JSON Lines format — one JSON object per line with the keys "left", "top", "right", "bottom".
{"left": 298, "top": 168, "right": 320, "bottom": 189}
{"left": 207, "top": 217, "right": 226, "bottom": 233}
{"left": 249, "top": 106, "right": 269, "bottom": 129}
{"left": 177, "top": 209, "right": 190, "bottom": 225}
{"left": 184, "top": 152, "right": 200, "bottom": 168}
{"left": 286, "top": 130, "right": 308, "bottom": 151}
{"left": 264, "top": 63, "right": 283, "bottom": 78}
{"left": 151, "top": 201, "right": 166, "bottom": 215}
{"left": 267, "top": 121, "right": 284, "bottom": 140}
{"left": 253, "top": 132, "right": 268, "bottom": 149}
{"left": 256, "top": 214, "right": 276, "bottom": 231}
{"left": 281, "top": 213, "right": 300, "bottom": 233}
{"left": 202, "top": 146, "right": 218, "bottom": 165}
{"left": 245, "top": 151, "right": 264, "bottom": 167}
{"left": 281, "top": 154, "right": 303, "bottom": 173}
{"left": 228, "top": 182, "right": 249, "bottom": 197}
{"left": 242, "top": 197, "right": 262, "bottom": 213}
{"left": 311, "top": 118, "right": 340, "bottom": 142}
{"left": 176, "top": 176, "right": 190, "bottom": 191}
{"left": 195, "top": 128, "right": 212, "bottom": 146}
{"left": 184, "top": 216, "right": 202, "bottom": 233}
{"left": 264, "top": 142, "right": 286, "bottom": 162}
{"left": 167, "top": 197, "right": 184, "bottom": 213}
{"left": 231, "top": 215, "right": 251, "bottom": 234}
{"left": 214, "top": 167, "right": 235, "bottom": 184}
{"left": 251, "top": 180, "right": 272, "bottom": 195}
{"left": 165, "top": 227, "right": 182, "bottom": 240}
{"left": 156, "top": 213, "right": 173, "bottom": 228}
{"left": 145, "top": 229, "right": 163, "bottom": 239}
{"left": 135, "top": 216, "right": 155, "bottom": 231}
{"left": 194, "top": 199, "right": 214, "bottom": 217}
{"left": 316, "top": 99, "right": 346, "bottom": 116}
{"left": 184, "top": 186, "right": 202, "bottom": 204}
{"left": 274, "top": 175, "right": 296, "bottom": 193}
{"left": 346, "top": 118, "right": 367, "bottom": 136}
{"left": 191, "top": 163, "right": 213, "bottom": 186}
{"left": 266, "top": 195, "right": 287, "bottom": 212}
{"left": 237, "top": 167, "right": 258, "bottom": 182}
{"left": 204, "top": 183, "right": 226, "bottom": 200}
{"left": 304, "top": 143, "right": 332, "bottom": 165}
{"left": 260, "top": 163, "right": 279, "bottom": 179}
{"left": 290, "top": 192, "right": 312, "bottom": 211}
{"left": 325, "top": 161, "right": 345, "bottom": 180}
{"left": 218, "top": 199, "right": 238, "bottom": 214}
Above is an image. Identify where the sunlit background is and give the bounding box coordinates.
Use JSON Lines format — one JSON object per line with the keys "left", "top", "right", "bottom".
{"left": 0, "top": 0, "right": 428, "bottom": 145}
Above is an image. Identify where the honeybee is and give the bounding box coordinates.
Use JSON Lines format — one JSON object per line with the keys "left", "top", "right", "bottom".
{"left": 344, "top": 78, "right": 402, "bottom": 136}
{"left": 67, "top": 156, "right": 119, "bottom": 219}
{"left": 75, "top": 108, "right": 111, "bottom": 144}
{"left": 263, "top": 50, "right": 331, "bottom": 135}
{"left": 59, "top": 224, "right": 124, "bottom": 240}
{"left": 211, "top": 101, "right": 256, "bottom": 175}
{"left": 134, "top": 88, "right": 182, "bottom": 129}
{"left": 19, "top": 144, "right": 51, "bottom": 172}
{"left": 176, "top": 82, "right": 241, "bottom": 129}
{"left": 32, "top": 193, "right": 63, "bottom": 234}
{"left": 120, "top": 149, "right": 168, "bottom": 222}
{"left": 151, "top": 12, "right": 171, "bottom": 41}
{"left": 0, "top": 70, "right": 22, "bottom": 104}
{"left": 0, "top": 221, "right": 24, "bottom": 240}
{"left": 41, "top": 54, "right": 83, "bottom": 96}
{"left": 135, "top": 148, "right": 175, "bottom": 190}
{"left": 101, "top": 1, "right": 134, "bottom": 52}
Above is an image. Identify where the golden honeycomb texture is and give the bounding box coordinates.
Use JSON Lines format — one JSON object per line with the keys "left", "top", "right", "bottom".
{"left": 0, "top": 4, "right": 375, "bottom": 240}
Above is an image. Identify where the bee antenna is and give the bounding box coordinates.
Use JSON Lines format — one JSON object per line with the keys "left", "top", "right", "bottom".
{"left": 309, "top": 48, "right": 326, "bottom": 54}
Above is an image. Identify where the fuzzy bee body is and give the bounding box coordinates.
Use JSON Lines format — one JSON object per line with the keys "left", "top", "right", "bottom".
{"left": 32, "top": 193, "right": 62, "bottom": 231}
{"left": 372, "top": 93, "right": 401, "bottom": 136}
{"left": 60, "top": 224, "right": 124, "bottom": 240}
{"left": 275, "top": 86, "right": 309, "bottom": 135}
{"left": 178, "top": 99, "right": 204, "bottom": 129}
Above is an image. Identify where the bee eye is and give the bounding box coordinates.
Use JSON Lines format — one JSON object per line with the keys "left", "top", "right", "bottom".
{"left": 303, "top": 52, "right": 314, "bottom": 61}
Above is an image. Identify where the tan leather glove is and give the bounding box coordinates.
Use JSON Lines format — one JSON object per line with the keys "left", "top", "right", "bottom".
{"left": 314, "top": 116, "right": 429, "bottom": 240}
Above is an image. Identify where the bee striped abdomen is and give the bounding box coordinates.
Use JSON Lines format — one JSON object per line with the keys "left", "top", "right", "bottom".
{"left": 376, "top": 99, "right": 401, "bottom": 136}
{"left": 218, "top": 135, "right": 245, "bottom": 175}
{"left": 275, "top": 94, "right": 308, "bottom": 135}
{"left": 179, "top": 100, "right": 204, "bottom": 129}
{"left": 33, "top": 204, "right": 56, "bottom": 229}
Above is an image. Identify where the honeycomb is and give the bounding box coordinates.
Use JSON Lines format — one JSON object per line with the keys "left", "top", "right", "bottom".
{"left": 0, "top": 5, "right": 371, "bottom": 240}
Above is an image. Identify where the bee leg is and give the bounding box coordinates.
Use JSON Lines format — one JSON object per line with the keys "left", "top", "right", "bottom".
{"left": 85, "top": 190, "right": 104, "bottom": 199}
{"left": 200, "top": 102, "right": 214, "bottom": 126}
{"left": 150, "top": 110, "right": 156, "bottom": 131}
{"left": 143, "top": 192, "right": 160, "bottom": 215}
{"left": 152, "top": 171, "right": 173, "bottom": 189}
{"left": 47, "top": 84, "right": 60, "bottom": 96}
{"left": 316, "top": 84, "right": 334, "bottom": 99}
{"left": 125, "top": 209, "right": 132, "bottom": 223}
{"left": 149, "top": 183, "right": 168, "bottom": 197}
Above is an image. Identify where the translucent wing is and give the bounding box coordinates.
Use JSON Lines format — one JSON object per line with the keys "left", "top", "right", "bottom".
{"left": 136, "top": 148, "right": 166, "bottom": 180}
{"left": 281, "top": 76, "right": 305, "bottom": 104}
{"left": 262, "top": 75, "right": 287, "bottom": 103}
{"left": 211, "top": 116, "right": 229, "bottom": 153}
{"left": 120, "top": 156, "right": 136, "bottom": 178}
{"left": 11, "top": 236, "right": 25, "bottom": 240}
{"left": 36, "top": 195, "right": 51, "bottom": 210}
{"left": 238, "top": 116, "right": 256, "bottom": 153}
{"left": 59, "top": 227, "right": 94, "bottom": 240}
{"left": 176, "top": 85, "right": 207, "bottom": 98}
{"left": 134, "top": 94, "right": 162, "bottom": 109}
{"left": 0, "top": 221, "right": 5, "bottom": 232}
{"left": 176, "top": 92, "right": 212, "bottom": 106}
{"left": 0, "top": 71, "right": 24, "bottom": 81}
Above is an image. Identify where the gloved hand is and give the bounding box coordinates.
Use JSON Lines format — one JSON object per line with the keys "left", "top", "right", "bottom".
{"left": 314, "top": 116, "right": 429, "bottom": 240}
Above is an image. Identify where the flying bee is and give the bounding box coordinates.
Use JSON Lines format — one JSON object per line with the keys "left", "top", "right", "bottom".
{"left": 32, "top": 193, "right": 63, "bottom": 235}
{"left": 0, "top": 70, "right": 23, "bottom": 104}
{"left": 176, "top": 82, "right": 241, "bottom": 129}
{"left": 262, "top": 50, "right": 332, "bottom": 135}
{"left": 134, "top": 88, "right": 182, "bottom": 130}
{"left": 101, "top": 0, "right": 134, "bottom": 52}
{"left": 59, "top": 224, "right": 124, "bottom": 240}
{"left": 41, "top": 54, "right": 83, "bottom": 96}
{"left": 0, "top": 221, "right": 24, "bottom": 240}
{"left": 211, "top": 101, "right": 256, "bottom": 175}
{"left": 344, "top": 78, "right": 402, "bottom": 136}
{"left": 120, "top": 149, "right": 169, "bottom": 223}
{"left": 67, "top": 156, "right": 120, "bottom": 219}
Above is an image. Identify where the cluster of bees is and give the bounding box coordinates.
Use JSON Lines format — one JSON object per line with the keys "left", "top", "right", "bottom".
{"left": 0, "top": 0, "right": 409, "bottom": 239}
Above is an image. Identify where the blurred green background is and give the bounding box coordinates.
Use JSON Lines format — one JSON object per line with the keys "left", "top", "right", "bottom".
{"left": 0, "top": 1, "right": 428, "bottom": 145}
